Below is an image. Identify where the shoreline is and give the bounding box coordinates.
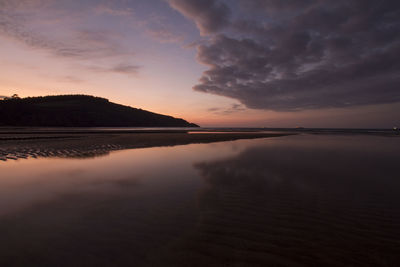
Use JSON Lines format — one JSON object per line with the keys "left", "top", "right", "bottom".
{"left": 0, "top": 132, "right": 292, "bottom": 161}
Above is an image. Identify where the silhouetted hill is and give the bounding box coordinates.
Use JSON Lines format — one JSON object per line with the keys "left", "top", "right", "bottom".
{"left": 0, "top": 95, "right": 199, "bottom": 127}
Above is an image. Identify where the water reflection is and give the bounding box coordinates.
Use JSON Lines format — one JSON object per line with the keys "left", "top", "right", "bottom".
{"left": 0, "top": 141, "right": 244, "bottom": 266}
{"left": 185, "top": 136, "right": 400, "bottom": 266}
{"left": 159, "top": 135, "right": 400, "bottom": 266}
{"left": 0, "top": 135, "right": 399, "bottom": 266}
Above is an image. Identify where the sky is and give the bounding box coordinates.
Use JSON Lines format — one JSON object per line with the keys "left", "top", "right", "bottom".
{"left": 0, "top": 0, "right": 399, "bottom": 128}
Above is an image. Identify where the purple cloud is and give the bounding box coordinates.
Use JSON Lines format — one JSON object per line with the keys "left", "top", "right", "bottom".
{"left": 171, "top": 0, "right": 400, "bottom": 111}
{"left": 168, "top": 0, "right": 230, "bottom": 35}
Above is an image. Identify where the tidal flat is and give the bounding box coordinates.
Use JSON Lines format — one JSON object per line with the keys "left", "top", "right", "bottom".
{"left": 0, "top": 132, "right": 399, "bottom": 266}
{"left": 0, "top": 130, "right": 289, "bottom": 161}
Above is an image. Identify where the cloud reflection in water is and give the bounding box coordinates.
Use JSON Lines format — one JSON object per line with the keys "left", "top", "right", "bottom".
{"left": 176, "top": 135, "right": 400, "bottom": 266}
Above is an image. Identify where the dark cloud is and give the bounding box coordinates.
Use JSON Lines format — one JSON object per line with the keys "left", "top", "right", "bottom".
{"left": 88, "top": 63, "right": 141, "bottom": 76}
{"left": 207, "top": 103, "right": 246, "bottom": 115}
{"left": 168, "top": 0, "right": 230, "bottom": 35}
{"left": 174, "top": 0, "right": 400, "bottom": 111}
{"left": 239, "top": 0, "right": 317, "bottom": 13}
{"left": 110, "top": 63, "right": 140, "bottom": 75}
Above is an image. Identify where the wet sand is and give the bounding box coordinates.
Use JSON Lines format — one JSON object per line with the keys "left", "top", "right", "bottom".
{"left": 0, "top": 131, "right": 290, "bottom": 160}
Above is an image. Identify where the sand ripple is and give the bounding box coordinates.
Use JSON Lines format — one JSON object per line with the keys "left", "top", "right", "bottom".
{"left": 0, "top": 144, "right": 124, "bottom": 160}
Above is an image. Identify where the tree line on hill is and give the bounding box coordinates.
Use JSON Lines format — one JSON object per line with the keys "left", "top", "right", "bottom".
{"left": 0, "top": 95, "right": 199, "bottom": 127}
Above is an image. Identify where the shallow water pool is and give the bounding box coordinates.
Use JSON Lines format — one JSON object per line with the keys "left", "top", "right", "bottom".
{"left": 1, "top": 134, "right": 399, "bottom": 266}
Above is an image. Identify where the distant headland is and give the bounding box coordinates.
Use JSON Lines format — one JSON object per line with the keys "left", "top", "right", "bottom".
{"left": 0, "top": 95, "right": 199, "bottom": 127}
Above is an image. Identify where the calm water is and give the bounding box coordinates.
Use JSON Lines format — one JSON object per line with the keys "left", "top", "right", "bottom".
{"left": 0, "top": 134, "right": 399, "bottom": 266}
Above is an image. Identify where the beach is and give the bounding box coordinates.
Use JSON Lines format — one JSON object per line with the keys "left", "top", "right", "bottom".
{"left": 0, "top": 129, "right": 290, "bottom": 160}
{"left": 1, "top": 133, "right": 399, "bottom": 266}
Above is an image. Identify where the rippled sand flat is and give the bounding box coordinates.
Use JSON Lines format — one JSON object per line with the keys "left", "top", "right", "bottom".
{"left": 0, "top": 131, "right": 288, "bottom": 160}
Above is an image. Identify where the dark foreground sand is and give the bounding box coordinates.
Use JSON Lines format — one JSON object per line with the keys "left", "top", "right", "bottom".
{"left": 0, "top": 131, "right": 291, "bottom": 160}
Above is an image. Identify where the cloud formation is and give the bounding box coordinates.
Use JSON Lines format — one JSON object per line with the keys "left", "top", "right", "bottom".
{"left": 109, "top": 63, "right": 140, "bottom": 75}
{"left": 168, "top": 0, "right": 230, "bottom": 35}
{"left": 0, "top": 14, "right": 128, "bottom": 59}
{"left": 0, "top": 1, "right": 138, "bottom": 76}
{"left": 94, "top": 4, "right": 134, "bottom": 17}
{"left": 207, "top": 103, "right": 245, "bottom": 115}
{"left": 88, "top": 63, "right": 141, "bottom": 76}
{"left": 170, "top": 0, "right": 400, "bottom": 111}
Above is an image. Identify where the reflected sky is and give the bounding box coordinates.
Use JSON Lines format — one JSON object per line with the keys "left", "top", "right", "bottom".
{"left": 0, "top": 135, "right": 399, "bottom": 266}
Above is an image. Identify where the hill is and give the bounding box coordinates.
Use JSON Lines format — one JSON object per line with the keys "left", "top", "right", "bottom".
{"left": 0, "top": 95, "right": 199, "bottom": 127}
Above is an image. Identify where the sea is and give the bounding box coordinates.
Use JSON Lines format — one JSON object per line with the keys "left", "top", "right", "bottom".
{"left": 0, "top": 131, "right": 399, "bottom": 266}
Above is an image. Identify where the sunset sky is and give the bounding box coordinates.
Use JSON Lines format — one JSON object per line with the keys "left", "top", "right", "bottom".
{"left": 1, "top": 0, "right": 399, "bottom": 127}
